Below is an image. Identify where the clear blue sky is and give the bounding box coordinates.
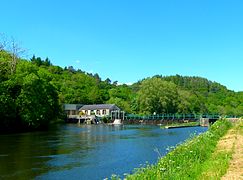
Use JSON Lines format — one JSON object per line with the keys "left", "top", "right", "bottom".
{"left": 1, "top": 0, "right": 243, "bottom": 91}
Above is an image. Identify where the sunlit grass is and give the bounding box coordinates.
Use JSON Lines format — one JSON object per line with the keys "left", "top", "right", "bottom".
{"left": 198, "top": 151, "right": 232, "bottom": 180}
{"left": 199, "top": 120, "right": 243, "bottom": 179}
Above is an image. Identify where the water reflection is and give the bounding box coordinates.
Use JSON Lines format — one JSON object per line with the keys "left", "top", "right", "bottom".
{"left": 0, "top": 124, "right": 207, "bottom": 180}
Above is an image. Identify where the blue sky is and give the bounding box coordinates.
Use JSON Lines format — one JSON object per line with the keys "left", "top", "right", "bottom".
{"left": 1, "top": 0, "right": 243, "bottom": 91}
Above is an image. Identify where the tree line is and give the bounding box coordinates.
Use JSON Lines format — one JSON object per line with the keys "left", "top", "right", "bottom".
{"left": 0, "top": 38, "right": 242, "bottom": 132}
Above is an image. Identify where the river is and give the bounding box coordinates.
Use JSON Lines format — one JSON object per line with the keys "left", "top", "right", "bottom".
{"left": 0, "top": 124, "right": 207, "bottom": 180}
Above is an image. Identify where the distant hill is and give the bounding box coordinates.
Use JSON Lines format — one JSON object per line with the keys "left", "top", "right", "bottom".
{"left": 0, "top": 50, "right": 242, "bottom": 132}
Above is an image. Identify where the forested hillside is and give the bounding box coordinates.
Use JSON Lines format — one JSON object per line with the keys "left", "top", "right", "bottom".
{"left": 135, "top": 75, "right": 243, "bottom": 115}
{"left": 0, "top": 49, "right": 242, "bottom": 132}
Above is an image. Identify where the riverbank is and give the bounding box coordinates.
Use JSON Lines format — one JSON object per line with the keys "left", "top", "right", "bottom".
{"left": 120, "top": 119, "right": 237, "bottom": 179}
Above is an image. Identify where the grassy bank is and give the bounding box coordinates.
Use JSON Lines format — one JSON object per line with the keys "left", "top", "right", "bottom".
{"left": 120, "top": 119, "right": 233, "bottom": 180}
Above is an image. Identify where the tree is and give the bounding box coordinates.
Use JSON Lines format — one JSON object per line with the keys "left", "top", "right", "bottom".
{"left": 113, "top": 81, "right": 118, "bottom": 86}
{"left": 107, "top": 97, "right": 131, "bottom": 113}
{"left": 108, "top": 85, "right": 132, "bottom": 101}
{"left": 0, "top": 33, "right": 7, "bottom": 51}
{"left": 177, "top": 89, "right": 202, "bottom": 113}
{"left": 105, "top": 78, "right": 111, "bottom": 84}
{"left": 0, "top": 35, "right": 26, "bottom": 75}
{"left": 31, "top": 55, "right": 52, "bottom": 67}
{"left": 0, "top": 56, "right": 61, "bottom": 132}
{"left": 43, "top": 57, "right": 51, "bottom": 66}
{"left": 137, "top": 77, "right": 179, "bottom": 114}
{"left": 0, "top": 51, "right": 12, "bottom": 81}
{"left": 30, "top": 55, "right": 42, "bottom": 66}
{"left": 0, "top": 83, "right": 17, "bottom": 131}
{"left": 16, "top": 73, "right": 60, "bottom": 129}
{"left": 9, "top": 37, "right": 26, "bottom": 74}
{"left": 93, "top": 73, "right": 101, "bottom": 83}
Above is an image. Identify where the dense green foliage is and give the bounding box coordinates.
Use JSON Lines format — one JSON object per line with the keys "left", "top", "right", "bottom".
{"left": 134, "top": 76, "right": 243, "bottom": 115}
{"left": 124, "top": 119, "right": 233, "bottom": 180}
{"left": 0, "top": 51, "right": 60, "bottom": 132}
{"left": 0, "top": 48, "right": 242, "bottom": 132}
{"left": 137, "top": 78, "right": 178, "bottom": 114}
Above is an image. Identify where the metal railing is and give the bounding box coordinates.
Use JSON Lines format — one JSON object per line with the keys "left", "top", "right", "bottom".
{"left": 121, "top": 114, "right": 225, "bottom": 121}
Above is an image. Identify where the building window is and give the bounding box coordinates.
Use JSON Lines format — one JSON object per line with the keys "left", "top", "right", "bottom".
{"left": 91, "top": 110, "right": 95, "bottom": 115}
{"left": 85, "top": 110, "right": 88, "bottom": 115}
{"left": 72, "top": 110, "right": 76, "bottom": 115}
{"left": 96, "top": 110, "right": 100, "bottom": 115}
{"left": 102, "top": 109, "right": 106, "bottom": 115}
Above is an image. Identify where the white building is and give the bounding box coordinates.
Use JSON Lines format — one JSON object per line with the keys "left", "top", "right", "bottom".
{"left": 79, "top": 104, "right": 120, "bottom": 117}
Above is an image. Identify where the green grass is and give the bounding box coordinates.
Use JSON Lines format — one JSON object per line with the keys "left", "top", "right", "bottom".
{"left": 199, "top": 120, "right": 243, "bottom": 179}
{"left": 240, "top": 120, "right": 243, "bottom": 135}
{"left": 121, "top": 119, "right": 233, "bottom": 180}
{"left": 197, "top": 151, "right": 233, "bottom": 180}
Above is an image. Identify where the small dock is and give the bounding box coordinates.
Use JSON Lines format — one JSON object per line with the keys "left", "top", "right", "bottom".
{"left": 164, "top": 125, "right": 200, "bottom": 129}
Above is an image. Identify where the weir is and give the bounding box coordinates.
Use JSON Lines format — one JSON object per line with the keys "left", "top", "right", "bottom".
{"left": 122, "top": 114, "right": 236, "bottom": 126}
{"left": 65, "top": 113, "right": 239, "bottom": 126}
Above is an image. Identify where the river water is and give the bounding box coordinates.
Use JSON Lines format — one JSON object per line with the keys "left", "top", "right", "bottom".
{"left": 0, "top": 124, "right": 207, "bottom": 180}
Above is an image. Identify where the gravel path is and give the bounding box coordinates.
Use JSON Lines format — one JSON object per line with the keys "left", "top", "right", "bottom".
{"left": 221, "top": 120, "right": 243, "bottom": 180}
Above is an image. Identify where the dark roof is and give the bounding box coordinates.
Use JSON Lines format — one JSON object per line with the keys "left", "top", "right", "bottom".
{"left": 79, "top": 104, "right": 120, "bottom": 111}
{"left": 63, "top": 104, "right": 83, "bottom": 111}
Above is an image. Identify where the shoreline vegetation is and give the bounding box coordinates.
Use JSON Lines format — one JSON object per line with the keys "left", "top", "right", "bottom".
{"left": 110, "top": 119, "right": 242, "bottom": 180}
{"left": 1, "top": 46, "right": 243, "bottom": 133}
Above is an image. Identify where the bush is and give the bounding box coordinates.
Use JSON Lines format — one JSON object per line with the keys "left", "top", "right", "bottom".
{"left": 102, "top": 116, "right": 111, "bottom": 123}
